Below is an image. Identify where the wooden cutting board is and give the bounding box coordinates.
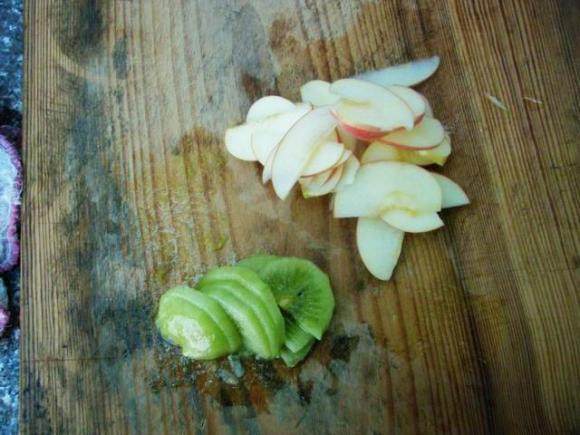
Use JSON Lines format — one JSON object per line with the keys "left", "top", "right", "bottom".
{"left": 21, "top": 0, "right": 578, "bottom": 433}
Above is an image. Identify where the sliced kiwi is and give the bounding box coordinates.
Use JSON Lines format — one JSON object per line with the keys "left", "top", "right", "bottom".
{"left": 258, "top": 258, "right": 335, "bottom": 340}
{"left": 156, "top": 286, "right": 241, "bottom": 359}
{"left": 198, "top": 266, "right": 285, "bottom": 349}
{"left": 200, "top": 282, "right": 279, "bottom": 359}
{"left": 238, "top": 254, "right": 279, "bottom": 274}
{"left": 280, "top": 341, "right": 315, "bottom": 368}
{"left": 284, "top": 317, "right": 316, "bottom": 353}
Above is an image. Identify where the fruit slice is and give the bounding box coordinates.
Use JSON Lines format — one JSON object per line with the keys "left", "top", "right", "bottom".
{"left": 156, "top": 286, "right": 242, "bottom": 359}
{"left": 262, "top": 148, "right": 275, "bottom": 183}
{"left": 334, "top": 155, "right": 360, "bottom": 191}
{"left": 271, "top": 107, "right": 337, "bottom": 200}
{"left": 246, "top": 96, "right": 296, "bottom": 122}
{"left": 379, "top": 117, "right": 445, "bottom": 150}
{"left": 355, "top": 56, "right": 440, "bottom": 87}
{"left": 225, "top": 124, "right": 258, "bottom": 161}
{"left": 331, "top": 79, "right": 415, "bottom": 133}
{"left": 300, "top": 164, "right": 344, "bottom": 198}
{"left": 361, "top": 142, "right": 401, "bottom": 164}
{"left": 337, "top": 125, "right": 358, "bottom": 150}
{"left": 251, "top": 104, "right": 311, "bottom": 164}
{"left": 199, "top": 282, "right": 276, "bottom": 358}
{"left": 422, "top": 95, "right": 434, "bottom": 117}
{"left": 197, "top": 266, "right": 285, "bottom": 349}
{"left": 362, "top": 138, "right": 451, "bottom": 166}
{"left": 333, "top": 110, "right": 386, "bottom": 141}
{"left": 281, "top": 341, "right": 315, "bottom": 368}
{"left": 387, "top": 86, "right": 426, "bottom": 123}
{"left": 332, "top": 149, "right": 352, "bottom": 167}
{"left": 430, "top": 173, "right": 469, "bottom": 208}
{"left": 356, "top": 218, "right": 404, "bottom": 280}
{"left": 300, "top": 80, "right": 341, "bottom": 107}
{"left": 381, "top": 210, "right": 444, "bottom": 233}
{"left": 284, "top": 317, "right": 316, "bottom": 353}
{"left": 334, "top": 162, "right": 442, "bottom": 218}
{"left": 238, "top": 254, "right": 280, "bottom": 274}
{"left": 302, "top": 141, "right": 345, "bottom": 176}
{"left": 258, "top": 258, "right": 335, "bottom": 340}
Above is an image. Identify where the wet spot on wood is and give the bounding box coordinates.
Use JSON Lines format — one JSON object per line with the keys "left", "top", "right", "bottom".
{"left": 112, "top": 36, "right": 128, "bottom": 80}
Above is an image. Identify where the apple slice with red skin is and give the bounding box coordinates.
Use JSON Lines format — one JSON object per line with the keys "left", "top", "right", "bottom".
{"left": 272, "top": 107, "right": 338, "bottom": 200}
{"left": 387, "top": 86, "right": 426, "bottom": 124}
{"left": 333, "top": 161, "right": 442, "bottom": 218}
{"left": 330, "top": 79, "right": 415, "bottom": 134}
{"left": 381, "top": 210, "right": 444, "bottom": 233}
{"left": 362, "top": 136, "right": 452, "bottom": 166}
{"left": 300, "top": 80, "right": 341, "bottom": 107}
{"left": 379, "top": 117, "right": 445, "bottom": 150}
{"left": 356, "top": 217, "right": 404, "bottom": 280}
{"left": 246, "top": 96, "right": 296, "bottom": 123}
{"left": 355, "top": 56, "right": 440, "bottom": 87}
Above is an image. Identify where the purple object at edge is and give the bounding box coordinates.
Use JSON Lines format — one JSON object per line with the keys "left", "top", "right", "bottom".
{"left": 0, "top": 132, "right": 21, "bottom": 273}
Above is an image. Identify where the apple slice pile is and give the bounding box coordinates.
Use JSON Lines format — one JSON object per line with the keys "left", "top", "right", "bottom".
{"left": 225, "top": 57, "right": 469, "bottom": 280}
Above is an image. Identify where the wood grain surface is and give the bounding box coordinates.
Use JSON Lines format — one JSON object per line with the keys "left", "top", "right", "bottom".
{"left": 21, "top": 0, "right": 579, "bottom": 433}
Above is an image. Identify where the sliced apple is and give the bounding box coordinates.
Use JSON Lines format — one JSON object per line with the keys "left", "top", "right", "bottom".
{"left": 430, "top": 173, "right": 469, "bottom": 208}
{"left": 417, "top": 135, "right": 451, "bottom": 166}
{"left": 246, "top": 96, "right": 296, "bottom": 123}
{"left": 301, "top": 165, "right": 334, "bottom": 187}
{"left": 333, "top": 112, "right": 387, "bottom": 141}
{"left": 262, "top": 149, "right": 275, "bottom": 184}
{"left": 333, "top": 148, "right": 352, "bottom": 168}
{"left": 387, "top": 86, "right": 426, "bottom": 123}
{"left": 334, "top": 155, "right": 360, "bottom": 191}
{"left": 362, "top": 138, "right": 451, "bottom": 166}
{"left": 250, "top": 104, "right": 311, "bottom": 164}
{"left": 272, "top": 107, "right": 338, "bottom": 200}
{"left": 361, "top": 142, "right": 401, "bottom": 164}
{"left": 379, "top": 117, "right": 445, "bottom": 150}
{"left": 331, "top": 79, "right": 415, "bottom": 132}
{"left": 356, "top": 217, "right": 404, "bottom": 280}
{"left": 337, "top": 126, "right": 357, "bottom": 150}
{"left": 300, "top": 165, "right": 344, "bottom": 198}
{"left": 355, "top": 56, "right": 440, "bottom": 87}
{"left": 422, "top": 95, "right": 434, "bottom": 117}
{"left": 300, "top": 80, "right": 341, "bottom": 107}
{"left": 333, "top": 161, "right": 442, "bottom": 218}
{"left": 225, "top": 124, "right": 258, "bottom": 161}
{"left": 381, "top": 210, "right": 444, "bottom": 233}
{"left": 302, "top": 141, "right": 345, "bottom": 176}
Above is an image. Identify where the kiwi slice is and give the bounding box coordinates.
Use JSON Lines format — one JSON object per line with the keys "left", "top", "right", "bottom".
{"left": 156, "top": 286, "right": 241, "bottom": 359}
{"left": 284, "top": 317, "right": 316, "bottom": 353}
{"left": 200, "top": 282, "right": 279, "bottom": 359}
{"left": 198, "top": 266, "right": 285, "bottom": 349}
{"left": 258, "top": 258, "right": 334, "bottom": 340}
{"left": 238, "top": 254, "right": 279, "bottom": 274}
{"left": 280, "top": 341, "right": 315, "bottom": 368}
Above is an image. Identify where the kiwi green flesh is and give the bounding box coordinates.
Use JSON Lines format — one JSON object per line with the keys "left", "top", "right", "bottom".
{"left": 281, "top": 340, "right": 315, "bottom": 368}
{"left": 238, "top": 255, "right": 279, "bottom": 274}
{"left": 284, "top": 317, "right": 316, "bottom": 353}
{"left": 156, "top": 288, "right": 239, "bottom": 359}
{"left": 200, "top": 283, "right": 279, "bottom": 359}
{"left": 162, "top": 286, "right": 242, "bottom": 351}
{"left": 198, "top": 266, "right": 285, "bottom": 344}
{"left": 258, "top": 258, "right": 335, "bottom": 340}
